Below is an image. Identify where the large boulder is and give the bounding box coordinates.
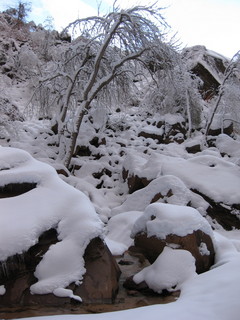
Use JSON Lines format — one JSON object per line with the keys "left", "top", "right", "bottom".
{"left": 138, "top": 114, "right": 186, "bottom": 145}
{"left": 130, "top": 203, "right": 215, "bottom": 274}
{"left": 182, "top": 45, "right": 228, "bottom": 100}
{"left": 0, "top": 234, "right": 120, "bottom": 306}
{"left": 134, "top": 230, "right": 214, "bottom": 274}
{"left": 0, "top": 147, "right": 120, "bottom": 307}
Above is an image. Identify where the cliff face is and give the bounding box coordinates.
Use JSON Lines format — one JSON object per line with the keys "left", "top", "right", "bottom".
{"left": 182, "top": 45, "right": 229, "bottom": 100}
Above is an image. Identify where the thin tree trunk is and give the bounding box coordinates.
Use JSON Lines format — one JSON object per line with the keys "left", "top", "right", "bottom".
{"left": 63, "top": 103, "right": 88, "bottom": 168}
{"left": 205, "top": 62, "right": 235, "bottom": 138}
{"left": 185, "top": 89, "right": 192, "bottom": 138}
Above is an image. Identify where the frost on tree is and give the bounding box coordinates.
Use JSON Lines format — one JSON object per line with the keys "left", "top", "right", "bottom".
{"left": 34, "top": 4, "right": 176, "bottom": 168}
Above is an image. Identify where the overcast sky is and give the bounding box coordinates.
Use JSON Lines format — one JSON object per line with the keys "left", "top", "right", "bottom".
{"left": 1, "top": 0, "right": 239, "bottom": 58}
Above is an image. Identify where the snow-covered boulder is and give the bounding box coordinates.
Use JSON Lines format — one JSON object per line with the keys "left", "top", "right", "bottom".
{"left": 112, "top": 175, "right": 209, "bottom": 216}
{"left": 182, "top": 45, "right": 228, "bottom": 100}
{"left": 0, "top": 147, "right": 120, "bottom": 306}
{"left": 121, "top": 152, "right": 240, "bottom": 230}
{"left": 132, "top": 247, "right": 197, "bottom": 294}
{"left": 131, "top": 203, "right": 215, "bottom": 274}
{"left": 207, "top": 115, "right": 233, "bottom": 137}
{"left": 138, "top": 114, "right": 186, "bottom": 145}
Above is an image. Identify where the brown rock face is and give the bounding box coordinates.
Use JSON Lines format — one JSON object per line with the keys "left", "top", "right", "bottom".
{"left": 207, "top": 122, "right": 233, "bottom": 137}
{"left": 134, "top": 230, "right": 215, "bottom": 274}
{"left": 122, "top": 168, "right": 150, "bottom": 194}
{"left": 0, "top": 182, "right": 37, "bottom": 198}
{"left": 72, "top": 237, "right": 121, "bottom": 304}
{"left": 192, "top": 189, "right": 240, "bottom": 231}
{"left": 0, "top": 232, "right": 121, "bottom": 307}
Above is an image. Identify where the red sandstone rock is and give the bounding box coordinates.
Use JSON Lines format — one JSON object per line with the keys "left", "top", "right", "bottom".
{"left": 0, "top": 234, "right": 121, "bottom": 306}
{"left": 134, "top": 229, "right": 215, "bottom": 274}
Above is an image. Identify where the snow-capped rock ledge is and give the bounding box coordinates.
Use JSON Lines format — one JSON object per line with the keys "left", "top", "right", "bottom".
{"left": 0, "top": 147, "right": 114, "bottom": 303}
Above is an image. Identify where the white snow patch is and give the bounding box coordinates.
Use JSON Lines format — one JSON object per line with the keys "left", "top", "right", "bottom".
{"left": 133, "top": 247, "right": 196, "bottom": 294}
{"left": 53, "top": 288, "right": 82, "bottom": 302}
{"left": 216, "top": 134, "right": 240, "bottom": 159}
{"left": 131, "top": 202, "right": 213, "bottom": 240}
{"left": 105, "top": 211, "right": 143, "bottom": 255}
{"left": 112, "top": 175, "right": 209, "bottom": 215}
{"left": 136, "top": 153, "right": 240, "bottom": 205}
{"left": 0, "top": 285, "right": 6, "bottom": 295}
{"left": 199, "top": 242, "right": 210, "bottom": 256}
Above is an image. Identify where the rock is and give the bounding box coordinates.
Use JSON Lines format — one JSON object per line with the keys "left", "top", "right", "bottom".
{"left": 138, "top": 120, "right": 186, "bottom": 145}
{"left": 74, "top": 145, "right": 91, "bottom": 157}
{"left": 186, "top": 143, "right": 201, "bottom": 154}
{"left": 163, "top": 121, "right": 186, "bottom": 144}
{"left": 0, "top": 234, "right": 121, "bottom": 306}
{"left": 0, "top": 51, "right": 7, "bottom": 65}
{"left": 130, "top": 203, "right": 215, "bottom": 274}
{"left": 0, "top": 182, "right": 37, "bottom": 198}
{"left": 208, "top": 121, "right": 233, "bottom": 137}
{"left": 122, "top": 168, "right": 150, "bottom": 194}
{"left": 192, "top": 189, "right": 240, "bottom": 230}
{"left": 133, "top": 230, "right": 215, "bottom": 274}
{"left": 0, "top": 228, "right": 59, "bottom": 306}
{"left": 72, "top": 237, "right": 121, "bottom": 304}
{"left": 138, "top": 128, "right": 164, "bottom": 143}
{"left": 123, "top": 276, "right": 156, "bottom": 295}
{"left": 182, "top": 45, "right": 228, "bottom": 100}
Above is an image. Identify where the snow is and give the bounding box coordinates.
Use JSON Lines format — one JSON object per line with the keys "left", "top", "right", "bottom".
{"left": 53, "top": 288, "right": 82, "bottom": 302}
{"left": 125, "top": 152, "right": 240, "bottom": 205}
{"left": 0, "top": 147, "right": 103, "bottom": 300}
{"left": 131, "top": 202, "right": 213, "bottom": 240}
{"left": 182, "top": 45, "right": 228, "bottom": 85}
{"left": 216, "top": 134, "right": 240, "bottom": 159}
{"left": 1, "top": 115, "right": 240, "bottom": 319}
{"left": 16, "top": 231, "right": 240, "bottom": 320}
{"left": 112, "top": 175, "right": 209, "bottom": 215}
{"left": 139, "top": 124, "right": 164, "bottom": 136}
{"left": 199, "top": 242, "right": 210, "bottom": 256}
{"left": 133, "top": 247, "right": 197, "bottom": 294}
{"left": 162, "top": 154, "right": 240, "bottom": 204}
{"left": 105, "top": 211, "right": 143, "bottom": 255}
{"left": 1, "top": 13, "right": 240, "bottom": 319}
{"left": 0, "top": 285, "right": 6, "bottom": 295}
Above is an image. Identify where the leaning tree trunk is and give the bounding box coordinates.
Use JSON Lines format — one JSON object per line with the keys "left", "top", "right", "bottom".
{"left": 63, "top": 103, "right": 88, "bottom": 169}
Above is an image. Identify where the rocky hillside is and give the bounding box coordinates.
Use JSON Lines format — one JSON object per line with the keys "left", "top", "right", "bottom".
{"left": 0, "top": 8, "right": 240, "bottom": 320}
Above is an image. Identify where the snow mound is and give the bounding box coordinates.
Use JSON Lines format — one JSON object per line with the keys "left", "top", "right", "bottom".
{"left": 131, "top": 152, "right": 240, "bottom": 205}
{"left": 162, "top": 154, "right": 240, "bottom": 204}
{"left": 133, "top": 246, "right": 196, "bottom": 293}
{"left": 0, "top": 147, "right": 103, "bottom": 299}
{"left": 105, "top": 211, "right": 143, "bottom": 255}
{"left": 216, "top": 134, "right": 240, "bottom": 159}
{"left": 131, "top": 203, "right": 213, "bottom": 239}
{"left": 112, "top": 175, "right": 209, "bottom": 215}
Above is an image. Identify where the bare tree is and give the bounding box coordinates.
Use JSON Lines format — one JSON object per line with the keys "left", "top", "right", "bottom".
{"left": 4, "top": 1, "right": 31, "bottom": 23}
{"left": 38, "top": 4, "right": 175, "bottom": 168}
{"left": 140, "top": 52, "right": 203, "bottom": 137}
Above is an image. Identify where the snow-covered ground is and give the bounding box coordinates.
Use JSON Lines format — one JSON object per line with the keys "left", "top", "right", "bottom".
{"left": 1, "top": 114, "right": 240, "bottom": 319}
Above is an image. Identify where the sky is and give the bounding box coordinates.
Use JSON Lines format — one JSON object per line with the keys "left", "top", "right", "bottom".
{"left": 0, "top": 0, "right": 239, "bottom": 58}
